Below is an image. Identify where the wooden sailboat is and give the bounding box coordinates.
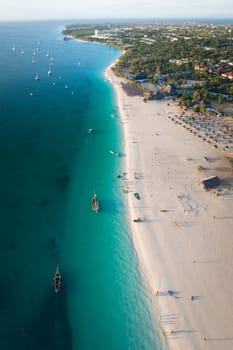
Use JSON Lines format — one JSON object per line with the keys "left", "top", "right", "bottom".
{"left": 92, "top": 193, "right": 99, "bottom": 213}
{"left": 54, "top": 266, "right": 61, "bottom": 293}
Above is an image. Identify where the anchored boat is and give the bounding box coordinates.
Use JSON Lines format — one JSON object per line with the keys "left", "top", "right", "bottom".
{"left": 109, "top": 150, "right": 120, "bottom": 157}
{"left": 48, "top": 67, "right": 52, "bottom": 76}
{"left": 54, "top": 266, "right": 61, "bottom": 293}
{"left": 92, "top": 193, "right": 99, "bottom": 213}
{"left": 34, "top": 73, "right": 40, "bottom": 81}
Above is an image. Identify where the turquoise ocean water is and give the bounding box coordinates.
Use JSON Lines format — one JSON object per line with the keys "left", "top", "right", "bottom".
{"left": 0, "top": 21, "right": 163, "bottom": 350}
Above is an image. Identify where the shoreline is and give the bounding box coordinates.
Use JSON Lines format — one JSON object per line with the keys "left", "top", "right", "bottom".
{"left": 105, "top": 63, "right": 233, "bottom": 350}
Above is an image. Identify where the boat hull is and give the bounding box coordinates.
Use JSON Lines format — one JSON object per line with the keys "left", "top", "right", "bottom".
{"left": 54, "top": 266, "right": 61, "bottom": 293}
{"left": 92, "top": 194, "right": 99, "bottom": 213}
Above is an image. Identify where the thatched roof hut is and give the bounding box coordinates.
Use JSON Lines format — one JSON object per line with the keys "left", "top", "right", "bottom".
{"left": 201, "top": 176, "right": 220, "bottom": 190}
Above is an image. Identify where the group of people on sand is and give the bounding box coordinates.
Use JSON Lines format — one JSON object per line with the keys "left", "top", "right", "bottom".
{"left": 155, "top": 289, "right": 173, "bottom": 297}
{"left": 155, "top": 289, "right": 194, "bottom": 300}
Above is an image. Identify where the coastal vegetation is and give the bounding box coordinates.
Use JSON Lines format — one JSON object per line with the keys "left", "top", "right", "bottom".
{"left": 63, "top": 22, "right": 233, "bottom": 116}
{"left": 63, "top": 25, "right": 95, "bottom": 38}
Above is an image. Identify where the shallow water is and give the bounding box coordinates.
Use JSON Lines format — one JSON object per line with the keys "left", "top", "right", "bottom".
{"left": 0, "top": 20, "right": 163, "bottom": 350}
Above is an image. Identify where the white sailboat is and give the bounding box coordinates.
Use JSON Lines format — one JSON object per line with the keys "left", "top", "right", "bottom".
{"left": 34, "top": 73, "right": 40, "bottom": 81}
{"left": 50, "top": 57, "right": 54, "bottom": 66}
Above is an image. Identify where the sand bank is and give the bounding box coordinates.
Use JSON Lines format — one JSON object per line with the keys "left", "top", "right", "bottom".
{"left": 105, "top": 65, "right": 233, "bottom": 350}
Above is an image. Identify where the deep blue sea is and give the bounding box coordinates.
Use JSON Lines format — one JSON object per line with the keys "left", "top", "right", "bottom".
{"left": 0, "top": 20, "right": 163, "bottom": 350}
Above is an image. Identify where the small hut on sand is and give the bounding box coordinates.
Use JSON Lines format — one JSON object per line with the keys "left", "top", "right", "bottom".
{"left": 201, "top": 175, "right": 220, "bottom": 190}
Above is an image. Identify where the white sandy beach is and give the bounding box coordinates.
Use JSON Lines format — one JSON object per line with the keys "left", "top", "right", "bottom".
{"left": 105, "top": 64, "right": 233, "bottom": 350}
